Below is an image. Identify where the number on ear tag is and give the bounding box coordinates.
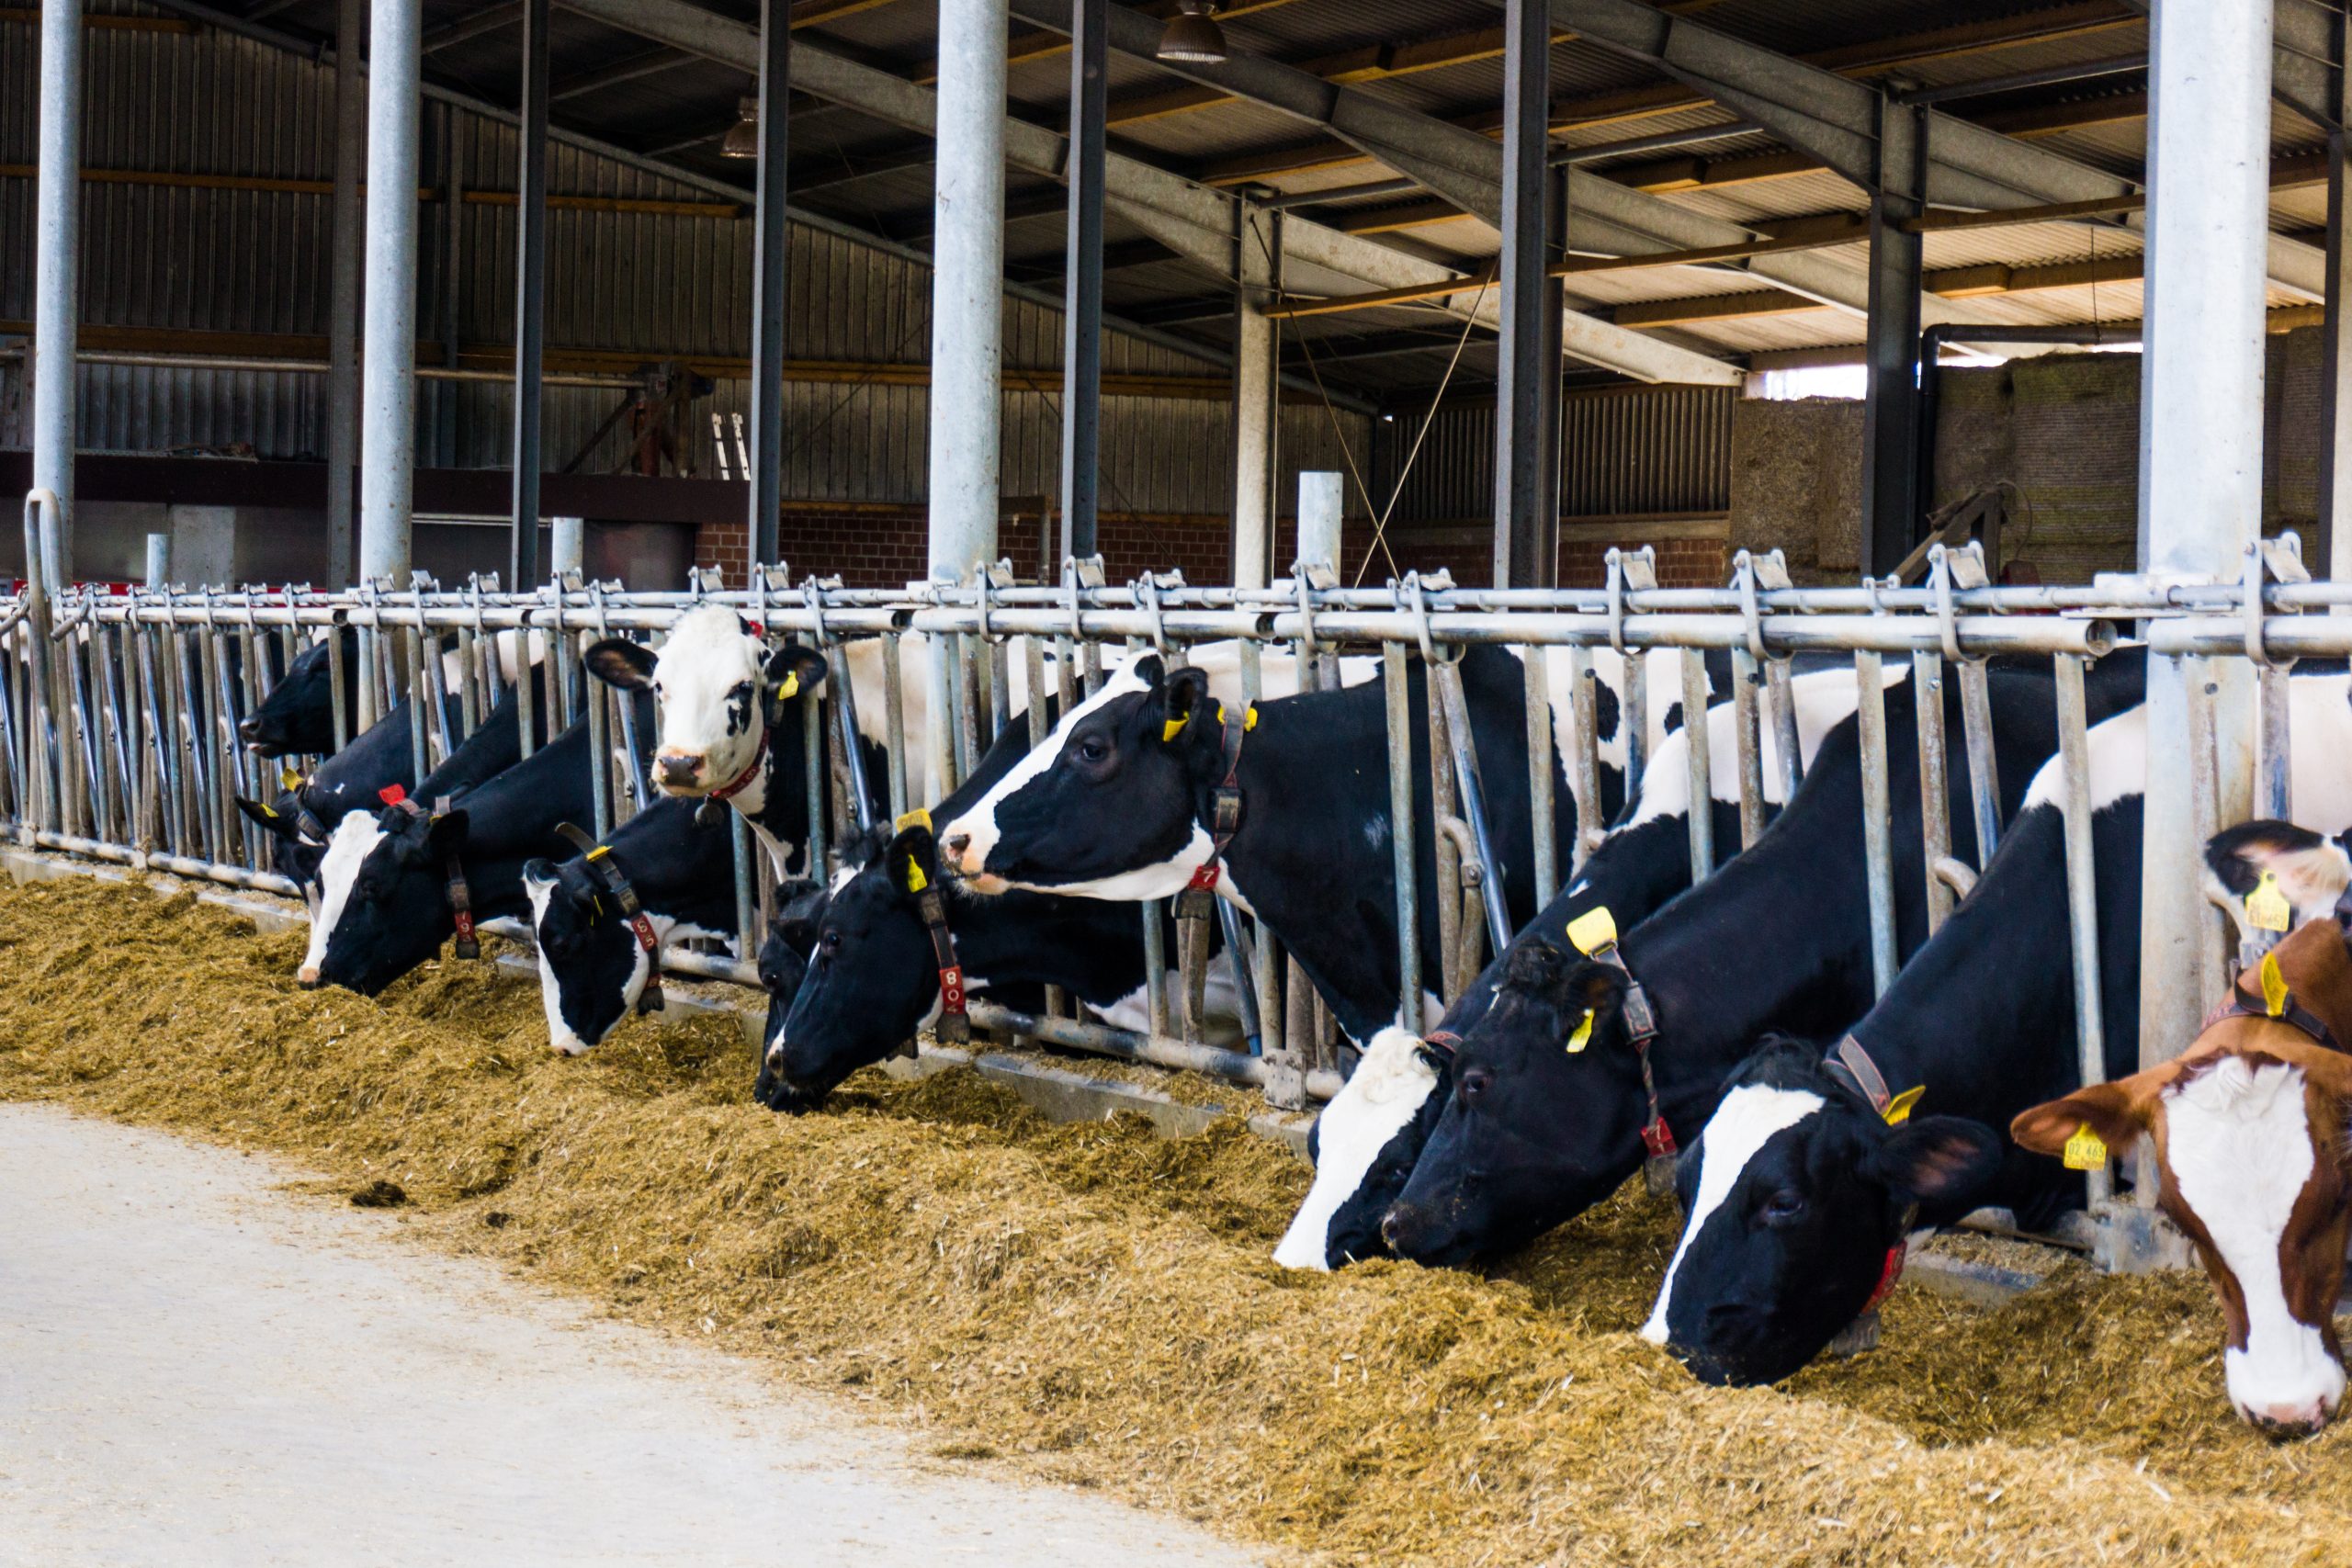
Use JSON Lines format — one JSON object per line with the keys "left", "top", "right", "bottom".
{"left": 2063, "top": 1123, "right": 2109, "bottom": 1171}
{"left": 1882, "top": 1085, "right": 1925, "bottom": 1126}
{"left": 1565, "top": 906, "right": 1618, "bottom": 956}
{"left": 1564, "top": 1010, "right": 1593, "bottom": 1053}
{"left": 2261, "top": 950, "right": 2290, "bottom": 1019}
{"left": 2247, "top": 870, "right": 2292, "bottom": 933}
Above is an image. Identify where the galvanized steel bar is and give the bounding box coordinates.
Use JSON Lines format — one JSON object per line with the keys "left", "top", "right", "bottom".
{"left": 360, "top": 0, "right": 424, "bottom": 587}
{"left": 1854, "top": 650, "right": 1898, "bottom": 998}
{"left": 1730, "top": 649, "right": 1767, "bottom": 848}
{"left": 1522, "top": 647, "right": 1557, "bottom": 906}
{"left": 1912, "top": 649, "right": 1954, "bottom": 932}
{"left": 1956, "top": 658, "right": 2002, "bottom": 863}
{"left": 1430, "top": 656, "right": 1512, "bottom": 958}
{"left": 1384, "top": 640, "right": 1422, "bottom": 1030}
{"left": 1566, "top": 645, "right": 1602, "bottom": 866}
{"left": 1679, "top": 648, "right": 1713, "bottom": 880}
{"left": 748, "top": 0, "right": 791, "bottom": 568}
{"left": 2053, "top": 652, "right": 2112, "bottom": 1207}
{"left": 31, "top": 0, "right": 82, "bottom": 582}
{"left": 511, "top": 0, "right": 550, "bottom": 588}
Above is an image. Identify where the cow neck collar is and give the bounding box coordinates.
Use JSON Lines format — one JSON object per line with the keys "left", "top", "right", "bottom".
{"left": 1822, "top": 1034, "right": 1925, "bottom": 1125}
{"left": 709, "top": 716, "right": 771, "bottom": 806}
{"left": 1564, "top": 906, "right": 1675, "bottom": 1176}
{"left": 1178, "top": 703, "right": 1254, "bottom": 909}
{"left": 552, "top": 821, "right": 666, "bottom": 1015}
{"left": 2204, "top": 950, "right": 2347, "bottom": 1054}
{"left": 375, "top": 784, "right": 481, "bottom": 961}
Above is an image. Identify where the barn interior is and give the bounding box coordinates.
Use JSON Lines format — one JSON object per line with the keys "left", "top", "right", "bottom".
{"left": 5, "top": 0, "right": 2335, "bottom": 599}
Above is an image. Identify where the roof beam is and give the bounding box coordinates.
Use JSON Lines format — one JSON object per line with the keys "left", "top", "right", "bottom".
{"left": 551, "top": 0, "right": 1740, "bottom": 384}
{"left": 1613, "top": 252, "right": 2147, "bottom": 328}
{"left": 550, "top": 46, "right": 698, "bottom": 101}
{"left": 423, "top": 2, "right": 525, "bottom": 53}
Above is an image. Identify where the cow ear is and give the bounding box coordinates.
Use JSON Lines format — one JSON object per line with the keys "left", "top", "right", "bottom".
{"left": 1867, "top": 1115, "right": 2006, "bottom": 1207}
{"left": 885, "top": 825, "right": 941, "bottom": 898}
{"left": 763, "top": 643, "right": 829, "bottom": 696}
{"left": 2011, "top": 1078, "right": 2147, "bottom": 1162}
{"left": 425, "top": 808, "right": 469, "bottom": 855}
{"left": 236, "top": 795, "right": 299, "bottom": 841}
{"left": 771, "top": 879, "right": 827, "bottom": 955}
{"left": 1154, "top": 666, "right": 1217, "bottom": 747}
{"left": 585, "top": 637, "right": 657, "bottom": 691}
{"left": 2203, "top": 818, "right": 2352, "bottom": 939}
{"left": 1499, "top": 941, "right": 1624, "bottom": 1018}
{"left": 521, "top": 857, "right": 559, "bottom": 892}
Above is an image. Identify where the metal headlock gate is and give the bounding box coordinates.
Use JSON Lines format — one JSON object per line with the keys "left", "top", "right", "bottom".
{"left": 9, "top": 488, "right": 2346, "bottom": 1266}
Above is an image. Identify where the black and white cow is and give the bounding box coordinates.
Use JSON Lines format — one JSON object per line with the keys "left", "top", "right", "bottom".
{"left": 237, "top": 695, "right": 435, "bottom": 899}
{"left": 293, "top": 687, "right": 552, "bottom": 985}
{"left": 1379, "top": 653, "right": 2149, "bottom": 1269}
{"left": 238, "top": 627, "right": 361, "bottom": 758}
{"left": 1271, "top": 662, "right": 1894, "bottom": 1270}
{"left": 1643, "top": 670, "right": 2352, "bottom": 1386}
{"left": 754, "top": 709, "right": 1241, "bottom": 1112}
{"left": 521, "top": 795, "right": 742, "bottom": 1054}
{"left": 309, "top": 692, "right": 653, "bottom": 996}
{"left": 938, "top": 645, "right": 1589, "bottom": 1049}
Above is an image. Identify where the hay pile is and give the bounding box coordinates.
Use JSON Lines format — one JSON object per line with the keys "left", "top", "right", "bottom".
{"left": 4, "top": 874, "right": 2349, "bottom": 1566}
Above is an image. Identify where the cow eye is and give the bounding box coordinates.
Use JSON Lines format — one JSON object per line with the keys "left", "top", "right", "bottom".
{"left": 821, "top": 930, "right": 842, "bottom": 954}
{"left": 730, "top": 682, "right": 753, "bottom": 703}
{"left": 1075, "top": 736, "right": 1109, "bottom": 765}
{"left": 1458, "top": 1066, "right": 1493, "bottom": 1102}
{"left": 1761, "top": 1190, "right": 1806, "bottom": 1223}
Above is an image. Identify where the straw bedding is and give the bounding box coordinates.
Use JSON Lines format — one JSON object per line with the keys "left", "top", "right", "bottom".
{"left": 4, "top": 874, "right": 2348, "bottom": 1565}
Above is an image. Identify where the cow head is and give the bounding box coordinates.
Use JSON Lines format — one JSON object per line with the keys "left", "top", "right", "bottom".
{"left": 1638, "top": 1036, "right": 2002, "bottom": 1386}
{"left": 755, "top": 881, "right": 820, "bottom": 1070}
{"left": 936, "top": 655, "right": 1217, "bottom": 899}
{"left": 1380, "top": 939, "right": 1653, "bottom": 1265}
{"left": 239, "top": 629, "right": 353, "bottom": 756}
{"left": 757, "top": 825, "right": 953, "bottom": 1113}
{"left": 310, "top": 804, "right": 470, "bottom": 996}
{"left": 2015, "top": 898, "right": 2352, "bottom": 1438}
{"left": 1272, "top": 1027, "right": 1450, "bottom": 1269}
{"left": 237, "top": 785, "right": 334, "bottom": 904}
{"left": 586, "top": 606, "right": 828, "bottom": 801}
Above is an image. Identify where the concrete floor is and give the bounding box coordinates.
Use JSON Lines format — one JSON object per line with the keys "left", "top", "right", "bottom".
{"left": 0, "top": 1103, "right": 1261, "bottom": 1568}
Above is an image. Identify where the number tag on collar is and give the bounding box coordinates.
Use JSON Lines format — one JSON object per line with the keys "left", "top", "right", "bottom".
{"left": 2064, "top": 1123, "right": 2109, "bottom": 1171}
{"left": 1565, "top": 906, "right": 1617, "bottom": 956}
{"left": 896, "top": 807, "right": 932, "bottom": 833}
{"left": 2247, "top": 871, "right": 2292, "bottom": 933}
{"left": 2262, "top": 950, "right": 2290, "bottom": 1019}
{"left": 378, "top": 784, "right": 407, "bottom": 807}
{"left": 1564, "top": 1010, "right": 1593, "bottom": 1053}
{"left": 904, "top": 856, "right": 929, "bottom": 894}
{"left": 1882, "top": 1085, "right": 1925, "bottom": 1126}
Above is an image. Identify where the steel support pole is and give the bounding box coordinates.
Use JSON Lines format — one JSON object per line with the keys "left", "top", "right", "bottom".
{"left": 926, "top": 0, "right": 1007, "bottom": 582}
{"left": 325, "top": 0, "right": 365, "bottom": 588}
{"left": 1493, "top": 0, "right": 1555, "bottom": 590}
{"left": 748, "top": 0, "right": 791, "bottom": 571}
{"left": 1231, "top": 200, "right": 1279, "bottom": 589}
{"left": 511, "top": 0, "right": 550, "bottom": 590}
{"left": 2136, "top": 0, "right": 2272, "bottom": 1089}
{"left": 359, "top": 0, "right": 424, "bottom": 587}
{"left": 1058, "top": 0, "right": 1106, "bottom": 568}
{"left": 2320, "top": 21, "right": 2352, "bottom": 585}
{"left": 1860, "top": 96, "right": 1926, "bottom": 580}
{"left": 551, "top": 515, "right": 584, "bottom": 577}
{"left": 32, "top": 0, "right": 84, "bottom": 582}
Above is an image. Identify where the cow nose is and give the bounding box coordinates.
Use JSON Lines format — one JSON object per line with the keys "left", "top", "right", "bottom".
{"left": 943, "top": 832, "right": 971, "bottom": 868}
{"left": 1379, "top": 1211, "right": 1403, "bottom": 1251}
{"left": 656, "top": 752, "right": 705, "bottom": 787}
{"left": 2256, "top": 1399, "right": 2333, "bottom": 1436}
{"left": 297, "top": 967, "right": 322, "bottom": 990}
{"left": 237, "top": 716, "right": 262, "bottom": 744}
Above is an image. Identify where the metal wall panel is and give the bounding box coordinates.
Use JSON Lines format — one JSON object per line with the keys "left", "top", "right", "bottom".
{"left": 1374, "top": 385, "right": 1736, "bottom": 523}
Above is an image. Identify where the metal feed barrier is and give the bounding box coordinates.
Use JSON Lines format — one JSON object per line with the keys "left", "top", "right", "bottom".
{"left": 6, "top": 491, "right": 2341, "bottom": 1267}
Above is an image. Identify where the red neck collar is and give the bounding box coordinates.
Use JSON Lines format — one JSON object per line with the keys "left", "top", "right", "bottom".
{"left": 708, "top": 724, "right": 768, "bottom": 804}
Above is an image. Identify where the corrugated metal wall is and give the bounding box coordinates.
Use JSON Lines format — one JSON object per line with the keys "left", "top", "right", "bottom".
{"left": 1, "top": 8, "right": 1369, "bottom": 515}
{"left": 1375, "top": 385, "right": 1736, "bottom": 523}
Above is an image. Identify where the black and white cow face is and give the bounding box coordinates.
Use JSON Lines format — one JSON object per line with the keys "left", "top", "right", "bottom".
{"left": 519, "top": 857, "right": 718, "bottom": 1055}
{"left": 1640, "top": 1038, "right": 2003, "bottom": 1387}
{"left": 311, "top": 807, "right": 470, "bottom": 997}
{"left": 756, "top": 883, "right": 820, "bottom": 1068}
{"left": 1380, "top": 941, "right": 1651, "bottom": 1266}
{"left": 938, "top": 656, "right": 1217, "bottom": 899}
{"left": 237, "top": 788, "right": 334, "bottom": 900}
{"left": 239, "top": 629, "right": 350, "bottom": 756}
{"left": 586, "top": 607, "right": 827, "bottom": 801}
{"left": 1273, "top": 1028, "right": 1450, "bottom": 1269}
{"left": 757, "top": 828, "right": 951, "bottom": 1113}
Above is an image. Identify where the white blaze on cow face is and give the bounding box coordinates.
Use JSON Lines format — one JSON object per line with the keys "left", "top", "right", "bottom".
{"left": 2164, "top": 1057, "right": 2346, "bottom": 1431}
{"left": 1641, "top": 1085, "right": 1826, "bottom": 1345}
{"left": 1273, "top": 1027, "right": 1438, "bottom": 1271}
{"left": 300, "top": 811, "right": 388, "bottom": 985}
{"left": 638, "top": 606, "right": 773, "bottom": 801}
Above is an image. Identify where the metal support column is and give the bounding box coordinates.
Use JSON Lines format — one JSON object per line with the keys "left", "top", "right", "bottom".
{"left": 32, "top": 0, "right": 84, "bottom": 581}
{"left": 510, "top": 0, "right": 549, "bottom": 590}
{"left": 1860, "top": 96, "right": 1926, "bottom": 579}
{"left": 926, "top": 0, "right": 1008, "bottom": 581}
{"left": 325, "top": 0, "right": 365, "bottom": 588}
{"left": 359, "top": 0, "right": 424, "bottom": 587}
{"left": 748, "top": 0, "right": 791, "bottom": 570}
{"left": 1057, "top": 0, "right": 1106, "bottom": 568}
{"left": 1231, "top": 199, "right": 1280, "bottom": 589}
{"left": 1493, "top": 0, "right": 1556, "bottom": 590}
{"left": 2320, "top": 16, "right": 2352, "bottom": 584}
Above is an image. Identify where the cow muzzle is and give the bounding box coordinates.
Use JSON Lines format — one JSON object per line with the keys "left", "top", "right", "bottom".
{"left": 297, "top": 967, "right": 323, "bottom": 990}
{"left": 237, "top": 716, "right": 265, "bottom": 748}
{"left": 655, "top": 751, "right": 707, "bottom": 791}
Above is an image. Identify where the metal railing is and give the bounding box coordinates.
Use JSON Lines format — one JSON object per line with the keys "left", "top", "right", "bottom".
{"left": 5, "top": 501, "right": 2340, "bottom": 1261}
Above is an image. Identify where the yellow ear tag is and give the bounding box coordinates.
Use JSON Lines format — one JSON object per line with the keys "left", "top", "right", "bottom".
{"left": 903, "top": 855, "right": 929, "bottom": 894}
{"left": 2247, "top": 870, "right": 2292, "bottom": 933}
{"left": 257, "top": 802, "right": 278, "bottom": 818}
{"left": 896, "top": 807, "right": 933, "bottom": 833}
{"left": 776, "top": 671, "right": 799, "bottom": 701}
{"left": 279, "top": 766, "right": 303, "bottom": 791}
{"left": 1242, "top": 705, "right": 1258, "bottom": 731}
{"left": 2261, "top": 950, "right": 2290, "bottom": 1019}
{"left": 1882, "top": 1085, "right": 1925, "bottom": 1126}
{"left": 1161, "top": 716, "right": 1188, "bottom": 742}
{"left": 1565, "top": 906, "right": 1618, "bottom": 956}
{"left": 1564, "top": 1010, "right": 1594, "bottom": 1053}
{"left": 2063, "top": 1123, "right": 2109, "bottom": 1171}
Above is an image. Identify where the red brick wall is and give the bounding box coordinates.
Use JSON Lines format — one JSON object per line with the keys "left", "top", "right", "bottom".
{"left": 1562, "top": 536, "right": 1728, "bottom": 589}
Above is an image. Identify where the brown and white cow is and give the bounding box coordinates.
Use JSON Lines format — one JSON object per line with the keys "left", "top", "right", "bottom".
{"left": 2013, "top": 826, "right": 2352, "bottom": 1437}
